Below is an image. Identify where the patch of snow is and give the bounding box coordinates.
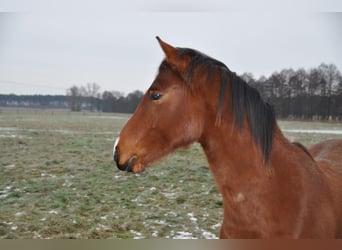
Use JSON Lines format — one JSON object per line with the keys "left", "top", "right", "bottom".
{"left": 161, "top": 191, "right": 176, "bottom": 199}
{"left": 173, "top": 231, "right": 196, "bottom": 239}
{"left": 0, "top": 186, "right": 12, "bottom": 199}
{"left": 96, "top": 223, "right": 111, "bottom": 231}
{"left": 201, "top": 230, "right": 218, "bottom": 239}
{"left": 154, "top": 220, "right": 167, "bottom": 226}
{"left": 187, "top": 212, "right": 198, "bottom": 223}
{"left": 0, "top": 127, "right": 18, "bottom": 131}
{"left": 87, "top": 116, "right": 128, "bottom": 120}
{"left": 4, "top": 164, "right": 15, "bottom": 169}
{"left": 164, "top": 211, "right": 177, "bottom": 217}
{"left": 48, "top": 210, "right": 58, "bottom": 215}
{"left": 0, "top": 193, "right": 9, "bottom": 199}
{"left": 62, "top": 181, "right": 72, "bottom": 187}
{"left": 283, "top": 129, "right": 342, "bottom": 135}
{"left": 14, "top": 212, "right": 24, "bottom": 217}
{"left": 33, "top": 231, "right": 42, "bottom": 239}
{"left": 130, "top": 230, "right": 143, "bottom": 239}
{"left": 0, "top": 126, "right": 115, "bottom": 136}
{"left": 0, "top": 134, "right": 17, "bottom": 138}
{"left": 211, "top": 222, "right": 221, "bottom": 230}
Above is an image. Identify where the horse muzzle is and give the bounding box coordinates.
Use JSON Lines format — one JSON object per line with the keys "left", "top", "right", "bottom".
{"left": 114, "top": 149, "right": 137, "bottom": 172}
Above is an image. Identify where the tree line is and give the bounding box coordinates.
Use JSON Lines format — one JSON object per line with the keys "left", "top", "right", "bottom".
{"left": 66, "top": 83, "right": 144, "bottom": 113}
{"left": 241, "top": 63, "right": 341, "bottom": 120}
{"left": 0, "top": 94, "right": 68, "bottom": 108}
{"left": 1, "top": 63, "right": 341, "bottom": 120}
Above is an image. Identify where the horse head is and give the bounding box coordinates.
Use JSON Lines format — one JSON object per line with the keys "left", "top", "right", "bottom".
{"left": 113, "top": 37, "right": 209, "bottom": 173}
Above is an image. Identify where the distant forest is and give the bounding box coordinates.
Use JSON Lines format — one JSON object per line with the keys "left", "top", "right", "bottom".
{"left": 1, "top": 63, "right": 341, "bottom": 120}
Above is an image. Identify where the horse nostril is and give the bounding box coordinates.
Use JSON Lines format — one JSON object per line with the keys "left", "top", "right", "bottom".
{"left": 127, "top": 155, "right": 137, "bottom": 172}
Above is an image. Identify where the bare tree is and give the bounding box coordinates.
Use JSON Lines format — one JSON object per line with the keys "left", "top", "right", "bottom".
{"left": 319, "top": 63, "right": 341, "bottom": 96}
{"left": 66, "top": 85, "right": 83, "bottom": 111}
{"left": 318, "top": 63, "right": 342, "bottom": 119}
{"left": 84, "top": 82, "right": 101, "bottom": 111}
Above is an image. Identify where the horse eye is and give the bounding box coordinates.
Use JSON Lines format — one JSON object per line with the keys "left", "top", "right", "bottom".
{"left": 150, "top": 93, "right": 162, "bottom": 101}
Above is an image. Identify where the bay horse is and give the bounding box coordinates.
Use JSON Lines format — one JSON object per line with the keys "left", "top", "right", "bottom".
{"left": 113, "top": 37, "right": 342, "bottom": 238}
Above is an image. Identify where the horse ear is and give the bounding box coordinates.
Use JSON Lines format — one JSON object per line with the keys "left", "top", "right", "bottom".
{"left": 156, "top": 36, "right": 178, "bottom": 64}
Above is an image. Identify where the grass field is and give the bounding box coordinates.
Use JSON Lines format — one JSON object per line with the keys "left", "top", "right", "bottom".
{"left": 1, "top": 108, "right": 341, "bottom": 239}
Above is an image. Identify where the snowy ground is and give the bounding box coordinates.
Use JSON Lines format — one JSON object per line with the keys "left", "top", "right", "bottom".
{"left": 283, "top": 129, "right": 342, "bottom": 135}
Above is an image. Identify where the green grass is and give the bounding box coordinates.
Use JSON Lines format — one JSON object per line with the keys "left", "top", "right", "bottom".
{"left": 0, "top": 108, "right": 341, "bottom": 239}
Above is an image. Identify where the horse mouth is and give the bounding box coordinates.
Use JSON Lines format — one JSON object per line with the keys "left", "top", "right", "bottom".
{"left": 116, "top": 155, "right": 135, "bottom": 172}
{"left": 126, "top": 155, "right": 137, "bottom": 172}
{"left": 115, "top": 154, "right": 145, "bottom": 173}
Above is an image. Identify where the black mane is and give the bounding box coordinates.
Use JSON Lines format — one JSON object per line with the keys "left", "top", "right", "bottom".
{"left": 178, "top": 48, "right": 276, "bottom": 163}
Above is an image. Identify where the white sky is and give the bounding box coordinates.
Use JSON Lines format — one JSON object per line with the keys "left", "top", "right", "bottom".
{"left": 0, "top": 0, "right": 342, "bottom": 95}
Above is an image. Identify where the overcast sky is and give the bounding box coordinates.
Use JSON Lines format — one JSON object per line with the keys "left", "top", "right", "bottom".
{"left": 0, "top": 1, "right": 342, "bottom": 95}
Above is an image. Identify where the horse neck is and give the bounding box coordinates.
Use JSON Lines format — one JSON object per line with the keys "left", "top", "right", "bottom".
{"left": 200, "top": 118, "right": 263, "bottom": 187}
{"left": 198, "top": 117, "right": 308, "bottom": 196}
